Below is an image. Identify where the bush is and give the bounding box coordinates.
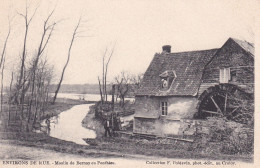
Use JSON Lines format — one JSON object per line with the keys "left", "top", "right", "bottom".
{"left": 221, "top": 127, "right": 254, "bottom": 155}
{"left": 192, "top": 117, "right": 254, "bottom": 155}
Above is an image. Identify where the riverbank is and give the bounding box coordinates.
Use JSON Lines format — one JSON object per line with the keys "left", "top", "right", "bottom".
{"left": 0, "top": 99, "right": 126, "bottom": 159}
{"left": 82, "top": 104, "right": 104, "bottom": 139}
{"left": 0, "top": 99, "right": 253, "bottom": 162}
{"left": 81, "top": 105, "right": 253, "bottom": 162}
{"left": 0, "top": 98, "right": 93, "bottom": 132}
{"left": 0, "top": 127, "right": 253, "bottom": 162}
{"left": 41, "top": 98, "right": 93, "bottom": 120}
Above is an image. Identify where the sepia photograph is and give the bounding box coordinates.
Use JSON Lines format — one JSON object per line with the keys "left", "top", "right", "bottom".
{"left": 0, "top": 0, "right": 258, "bottom": 167}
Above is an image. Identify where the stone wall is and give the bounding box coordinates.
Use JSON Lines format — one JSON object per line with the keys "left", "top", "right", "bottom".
{"left": 134, "top": 118, "right": 159, "bottom": 135}
{"left": 134, "top": 96, "right": 199, "bottom": 136}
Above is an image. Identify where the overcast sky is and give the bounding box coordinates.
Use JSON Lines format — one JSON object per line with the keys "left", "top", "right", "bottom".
{"left": 0, "top": 0, "right": 258, "bottom": 85}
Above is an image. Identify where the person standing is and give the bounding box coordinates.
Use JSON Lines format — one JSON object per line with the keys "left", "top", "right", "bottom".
{"left": 104, "top": 118, "right": 111, "bottom": 137}
{"left": 45, "top": 116, "right": 51, "bottom": 135}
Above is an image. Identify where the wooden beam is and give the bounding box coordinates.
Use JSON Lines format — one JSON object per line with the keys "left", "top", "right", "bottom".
{"left": 202, "top": 110, "right": 221, "bottom": 115}
{"left": 224, "top": 92, "right": 228, "bottom": 113}
{"left": 166, "top": 137, "right": 194, "bottom": 142}
{"left": 210, "top": 96, "right": 222, "bottom": 113}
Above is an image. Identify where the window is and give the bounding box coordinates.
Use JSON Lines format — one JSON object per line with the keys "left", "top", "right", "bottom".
{"left": 219, "top": 68, "right": 230, "bottom": 83}
{"left": 161, "top": 102, "right": 168, "bottom": 115}
{"left": 159, "top": 70, "right": 176, "bottom": 90}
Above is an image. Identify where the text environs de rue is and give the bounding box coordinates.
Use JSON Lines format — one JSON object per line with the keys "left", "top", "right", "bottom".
{"left": 2, "top": 160, "right": 115, "bottom": 166}
{"left": 146, "top": 160, "right": 236, "bottom": 166}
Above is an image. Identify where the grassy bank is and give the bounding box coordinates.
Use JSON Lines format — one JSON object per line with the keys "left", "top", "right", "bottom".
{"left": 41, "top": 98, "right": 91, "bottom": 119}
{"left": 0, "top": 132, "right": 127, "bottom": 158}
{"left": 81, "top": 105, "right": 253, "bottom": 162}
{"left": 0, "top": 126, "right": 253, "bottom": 162}
{"left": 0, "top": 98, "right": 91, "bottom": 132}
{"left": 82, "top": 105, "right": 104, "bottom": 139}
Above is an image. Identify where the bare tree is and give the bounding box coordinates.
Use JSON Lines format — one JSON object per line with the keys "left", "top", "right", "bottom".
{"left": 8, "top": 72, "right": 14, "bottom": 125}
{"left": 104, "top": 44, "right": 115, "bottom": 101}
{"left": 114, "top": 71, "right": 131, "bottom": 107}
{"left": 98, "top": 76, "right": 103, "bottom": 103}
{"left": 27, "top": 9, "right": 57, "bottom": 129}
{"left": 9, "top": 2, "right": 39, "bottom": 125}
{"left": 7, "top": 2, "right": 61, "bottom": 131}
{"left": 102, "top": 48, "right": 107, "bottom": 103}
{"left": 0, "top": 18, "right": 11, "bottom": 70}
{"left": 16, "top": 2, "right": 39, "bottom": 102}
{"left": 130, "top": 73, "right": 143, "bottom": 90}
{"left": 0, "top": 16, "right": 11, "bottom": 114}
{"left": 31, "top": 58, "right": 53, "bottom": 128}
{"left": 98, "top": 44, "right": 115, "bottom": 103}
{"left": 0, "top": 57, "right": 5, "bottom": 113}
{"left": 52, "top": 17, "right": 82, "bottom": 104}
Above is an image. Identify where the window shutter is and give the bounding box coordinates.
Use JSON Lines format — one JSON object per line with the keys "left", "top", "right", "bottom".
{"left": 227, "top": 68, "right": 230, "bottom": 81}
{"left": 160, "top": 102, "right": 162, "bottom": 114}
{"left": 223, "top": 68, "right": 230, "bottom": 83}
{"left": 165, "top": 102, "right": 168, "bottom": 115}
{"left": 219, "top": 68, "right": 224, "bottom": 83}
{"left": 224, "top": 68, "right": 227, "bottom": 82}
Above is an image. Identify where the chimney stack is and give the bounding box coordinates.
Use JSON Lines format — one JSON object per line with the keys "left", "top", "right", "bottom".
{"left": 162, "top": 45, "right": 171, "bottom": 53}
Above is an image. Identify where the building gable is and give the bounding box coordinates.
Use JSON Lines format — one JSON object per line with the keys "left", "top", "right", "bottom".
{"left": 207, "top": 38, "right": 254, "bottom": 69}
{"left": 200, "top": 38, "right": 254, "bottom": 94}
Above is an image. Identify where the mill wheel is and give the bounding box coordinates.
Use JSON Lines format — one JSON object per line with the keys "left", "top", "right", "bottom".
{"left": 197, "top": 84, "right": 253, "bottom": 124}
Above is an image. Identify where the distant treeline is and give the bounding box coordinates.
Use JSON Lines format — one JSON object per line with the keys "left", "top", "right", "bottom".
{"left": 48, "top": 84, "right": 137, "bottom": 97}
{"left": 48, "top": 84, "right": 112, "bottom": 94}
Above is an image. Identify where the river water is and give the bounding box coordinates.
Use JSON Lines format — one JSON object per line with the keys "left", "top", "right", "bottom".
{"left": 41, "top": 93, "right": 134, "bottom": 145}
{"left": 50, "top": 93, "right": 134, "bottom": 102}
{"left": 43, "top": 104, "right": 96, "bottom": 145}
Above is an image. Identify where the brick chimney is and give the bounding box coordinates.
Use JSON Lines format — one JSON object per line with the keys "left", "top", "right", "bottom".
{"left": 162, "top": 45, "right": 171, "bottom": 53}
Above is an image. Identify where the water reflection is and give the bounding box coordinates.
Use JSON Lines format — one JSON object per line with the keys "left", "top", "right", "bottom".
{"left": 42, "top": 104, "right": 96, "bottom": 145}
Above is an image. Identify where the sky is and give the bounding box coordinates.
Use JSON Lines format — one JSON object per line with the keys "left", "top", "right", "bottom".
{"left": 0, "top": 0, "right": 258, "bottom": 85}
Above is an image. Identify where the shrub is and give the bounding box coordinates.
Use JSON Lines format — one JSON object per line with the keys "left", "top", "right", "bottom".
{"left": 221, "top": 127, "right": 254, "bottom": 155}
{"left": 192, "top": 117, "right": 254, "bottom": 155}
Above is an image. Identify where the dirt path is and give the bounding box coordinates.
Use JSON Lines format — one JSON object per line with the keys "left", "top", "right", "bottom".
{"left": 0, "top": 141, "right": 250, "bottom": 168}
{"left": 0, "top": 142, "right": 85, "bottom": 160}
{"left": 0, "top": 140, "right": 167, "bottom": 160}
{"left": 0, "top": 142, "right": 154, "bottom": 167}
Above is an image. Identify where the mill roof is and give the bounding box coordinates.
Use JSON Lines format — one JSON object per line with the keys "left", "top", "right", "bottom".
{"left": 136, "top": 48, "right": 219, "bottom": 96}
{"left": 136, "top": 38, "right": 255, "bottom": 97}
{"left": 230, "top": 38, "right": 254, "bottom": 56}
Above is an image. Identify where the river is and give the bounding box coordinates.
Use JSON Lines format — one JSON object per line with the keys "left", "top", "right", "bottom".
{"left": 50, "top": 93, "right": 134, "bottom": 102}
{"left": 43, "top": 104, "right": 96, "bottom": 145}
{"left": 42, "top": 93, "right": 134, "bottom": 145}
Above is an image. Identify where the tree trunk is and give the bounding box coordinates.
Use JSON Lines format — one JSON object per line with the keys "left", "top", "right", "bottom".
{"left": 98, "top": 76, "right": 103, "bottom": 103}
{"left": 0, "top": 57, "right": 5, "bottom": 113}
{"left": 53, "top": 18, "right": 81, "bottom": 104}
{"left": 104, "top": 45, "right": 114, "bottom": 101}
{"left": 102, "top": 55, "right": 105, "bottom": 101}
{"left": 8, "top": 72, "right": 14, "bottom": 125}
{"left": 122, "top": 97, "right": 125, "bottom": 107}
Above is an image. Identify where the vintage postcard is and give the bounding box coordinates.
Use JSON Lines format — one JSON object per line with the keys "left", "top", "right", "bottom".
{"left": 0, "top": 0, "right": 259, "bottom": 167}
